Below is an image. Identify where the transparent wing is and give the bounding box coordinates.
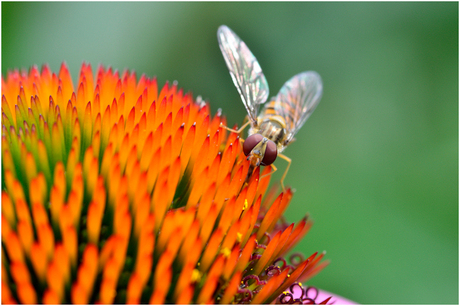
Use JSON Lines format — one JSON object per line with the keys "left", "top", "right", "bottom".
{"left": 217, "top": 25, "right": 269, "bottom": 126}
{"left": 261, "top": 71, "right": 322, "bottom": 145}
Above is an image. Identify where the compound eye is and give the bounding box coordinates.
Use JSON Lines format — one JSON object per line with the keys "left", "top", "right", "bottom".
{"left": 243, "top": 134, "right": 264, "bottom": 156}
{"left": 243, "top": 134, "right": 278, "bottom": 166}
{"left": 261, "top": 140, "right": 277, "bottom": 166}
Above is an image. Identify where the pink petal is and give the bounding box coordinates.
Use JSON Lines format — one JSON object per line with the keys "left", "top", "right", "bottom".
{"left": 290, "top": 285, "right": 357, "bottom": 305}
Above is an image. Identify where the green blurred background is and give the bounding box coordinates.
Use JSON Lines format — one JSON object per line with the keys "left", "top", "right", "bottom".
{"left": 2, "top": 2, "right": 457, "bottom": 304}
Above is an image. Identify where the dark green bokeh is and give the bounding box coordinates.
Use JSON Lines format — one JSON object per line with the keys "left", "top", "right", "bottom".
{"left": 2, "top": 2, "right": 457, "bottom": 304}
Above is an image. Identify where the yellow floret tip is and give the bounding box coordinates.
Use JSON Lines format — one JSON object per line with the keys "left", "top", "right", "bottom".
{"left": 243, "top": 199, "right": 248, "bottom": 210}
{"left": 220, "top": 247, "right": 231, "bottom": 257}
{"left": 236, "top": 232, "right": 242, "bottom": 242}
{"left": 191, "top": 269, "right": 202, "bottom": 283}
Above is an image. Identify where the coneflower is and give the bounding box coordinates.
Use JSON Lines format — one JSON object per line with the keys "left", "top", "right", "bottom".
{"left": 2, "top": 63, "right": 332, "bottom": 304}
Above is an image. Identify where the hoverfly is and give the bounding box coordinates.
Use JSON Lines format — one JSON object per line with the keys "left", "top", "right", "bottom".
{"left": 217, "top": 25, "right": 323, "bottom": 191}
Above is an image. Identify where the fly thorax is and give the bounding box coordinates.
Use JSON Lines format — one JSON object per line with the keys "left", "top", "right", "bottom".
{"left": 269, "top": 115, "right": 286, "bottom": 127}
{"left": 256, "top": 119, "right": 286, "bottom": 144}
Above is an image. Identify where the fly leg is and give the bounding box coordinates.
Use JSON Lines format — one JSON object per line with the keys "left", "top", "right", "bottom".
{"left": 260, "top": 164, "right": 277, "bottom": 180}
{"left": 252, "top": 156, "right": 291, "bottom": 192}
{"left": 278, "top": 153, "right": 292, "bottom": 192}
{"left": 219, "top": 119, "right": 251, "bottom": 134}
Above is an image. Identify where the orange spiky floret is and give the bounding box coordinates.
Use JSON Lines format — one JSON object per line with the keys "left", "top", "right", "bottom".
{"left": 1, "top": 63, "right": 330, "bottom": 304}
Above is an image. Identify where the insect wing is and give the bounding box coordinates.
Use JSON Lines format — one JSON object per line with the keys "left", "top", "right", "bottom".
{"left": 217, "top": 25, "right": 269, "bottom": 126}
{"left": 263, "top": 71, "right": 322, "bottom": 145}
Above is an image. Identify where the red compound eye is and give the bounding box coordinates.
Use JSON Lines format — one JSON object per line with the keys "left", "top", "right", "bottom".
{"left": 261, "top": 140, "right": 277, "bottom": 165}
{"left": 243, "top": 134, "right": 263, "bottom": 156}
{"left": 243, "top": 134, "right": 278, "bottom": 166}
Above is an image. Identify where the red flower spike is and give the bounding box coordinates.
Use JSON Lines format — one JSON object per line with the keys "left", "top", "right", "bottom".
{"left": 217, "top": 142, "right": 233, "bottom": 186}
{"left": 197, "top": 182, "right": 217, "bottom": 224}
{"left": 186, "top": 236, "right": 203, "bottom": 270}
{"left": 282, "top": 217, "right": 313, "bottom": 256}
{"left": 272, "top": 223, "right": 295, "bottom": 259}
{"left": 99, "top": 278, "right": 117, "bottom": 304}
{"left": 267, "top": 189, "right": 294, "bottom": 234}
{"left": 319, "top": 296, "right": 333, "bottom": 304}
{"left": 162, "top": 112, "right": 173, "bottom": 145}
{"left": 17, "top": 282, "right": 37, "bottom": 304}
{"left": 62, "top": 226, "right": 77, "bottom": 267}
{"left": 146, "top": 148, "right": 161, "bottom": 193}
{"left": 209, "top": 129, "right": 222, "bottom": 159}
{"left": 299, "top": 252, "right": 330, "bottom": 283}
{"left": 197, "top": 274, "right": 219, "bottom": 304}
{"left": 139, "top": 131, "right": 153, "bottom": 170}
{"left": 191, "top": 133, "right": 211, "bottom": 179}
{"left": 221, "top": 219, "right": 241, "bottom": 251}
{"left": 42, "top": 289, "right": 60, "bottom": 304}
{"left": 268, "top": 257, "right": 311, "bottom": 302}
{"left": 2, "top": 192, "right": 15, "bottom": 226}
{"left": 58, "top": 63, "right": 74, "bottom": 101}
{"left": 221, "top": 270, "right": 242, "bottom": 304}
{"left": 133, "top": 194, "right": 150, "bottom": 238}
{"left": 156, "top": 211, "right": 177, "bottom": 252}
{"left": 25, "top": 152, "right": 37, "bottom": 185}
{"left": 151, "top": 121, "right": 164, "bottom": 157}
{"left": 200, "top": 227, "right": 224, "bottom": 273}
{"left": 198, "top": 203, "right": 218, "bottom": 246}
{"left": 136, "top": 228, "right": 155, "bottom": 262}
{"left": 37, "top": 224, "right": 54, "bottom": 260}
{"left": 234, "top": 234, "right": 257, "bottom": 275}
{"left": 2, "top": 281, "right": 16, "bottom": 304}
{"left": 233, "top": 187, "right": 249, "bottom": 221}
{"left": 156, "top": 96, "right": 168, "bottom": 126}
{"left": 152, "top": 250, "right": 173, "bottom": 302}
{"left": 145, "top": 100, "right": 157, "bottom": 132}
{"left": 125, "top": 147, "right": 139, "bottom": 186}
{"left": 172, "top": 106, "right": 184, "bottom": 134}
{"left": 102, "top": 256, "right": 121, "bottom": 284}
{"left": 71, "top": 282, "right": 87, "bottom": 304}
{"left": 186, "top": 166, "right": 209, "bottom": 209}
{"left": 30, "top": 242, "right": 47, "bottom": 281}
{"left": 174, "top": 262, "right": 195, "bottom": 300}
{"left": 222, "top": 244, "right": 241, "bottom": 280}
{"left": 191, "top": 115, "right": 210, "bottom": 162}
{"left": 304, "top": 258, "right": 331, "bottom": 283}
{"left": 98, "top": 236, "right": 116, "bottom": 269}
{"left": 46, "top": 261, "right": 64, "bottom": 302}
{"left": 152, "top": 179, "right": 170, "bottom": 231}
{"left": 242, "top": 196, "right": 262, "bottom": 246}
{"left": 5, "top": 233, "right": 23, "bottom": 264}
{"left": 253, "top": 231, "right": 282, "bottom": 276}
{"left": 159, "top": 135, "right": 173, "bottom": 169}
{"left": 17, "top": 221, "right": 33, "bottom": 255}
{"left": 217, "top": 196, "right": 236, "bottom": 234}
{"left": 176, "top": 284, "right": 194, "bottom": 304}
{"left": 126, "top": 272, "right": 142, "bottom": 304}
{"left": 178, "top": 216, "right": 200, "bottom": 253}
{"left": 172, "top": 123, "right": 184, "bottom": 157}
{"left": 256, "top": 192, "right": 283, "bottom": 241}
{"left": 137, "top": 113, "right": 148, "bottom": 147}
{"left": 135, "top": 254, "right": 153, "bottom": 286}
{"left": 213, "top": 173, "right": 231, "bottom": 212}
{"left": 11, "top": 261, "right": 31, "bottom": 286}
{"left": 252, "top": 269, "right": 290, "bottom": 304}
{"left": 180, "top": 122, "right": 196, "bottom": 175}
{"left": 54, "top": 244, "right": 70, "bottom": 284}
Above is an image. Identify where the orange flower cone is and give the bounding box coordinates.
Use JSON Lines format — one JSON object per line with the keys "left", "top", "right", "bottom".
{"left": 1, "top": 63, "right": 330, "bottom": 304}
